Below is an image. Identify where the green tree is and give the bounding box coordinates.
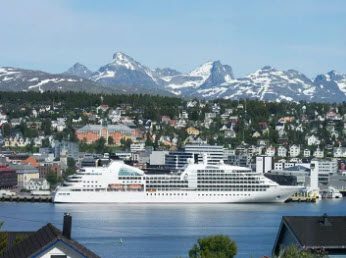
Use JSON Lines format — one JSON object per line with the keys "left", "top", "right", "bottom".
{"left": 46, "top": 171, "right": 58, "bottom": 187}
{"left": 2, "top": 123, "right": 11, "bottom": 138}
{"left": 41, "top": 118, "right": 52, "bottom": 136}
{"left": 95, "top": 137, "right": 106, "bottom": 154}
{"left": 64, "top": 157, "right": 76, "bottom": 178}
{"left": 41, "top": 138, "right": 50, "bottom": 148}
{"left": 189, "top": 235, "right": 237, "bottom": 258}
{"left": 278, "top": 245, "right": 327, "bottom": 258}
{"left": 108, "top": 136, "right": 114, "bottom": 145}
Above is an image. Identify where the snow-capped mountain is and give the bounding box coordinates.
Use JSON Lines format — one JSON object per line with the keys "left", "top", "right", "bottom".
{"left": 314, "top": 70, "right": 346, "bottom": 100}
{"left": 0, "top": 67, "right": 114, "bottom": 93}
{"left": 1, "top": 51, "right": 345, "bottom": 102}
{"left": 89, "top": 52, "right": 172, "bottom": 95}
{"left": 218, "top": 66, "right": 319, "bottom": 102}
{"left": 154, "top": 68, "right": 181, "bottom": 78}
{"left": 64, "top": 63, "right": 93, "bottom": 79}
{"left": 164, "top": 61, "right": 235, "bottom": 96}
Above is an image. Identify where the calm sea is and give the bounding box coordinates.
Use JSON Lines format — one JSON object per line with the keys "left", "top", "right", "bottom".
{"left": 0, "top": 200, "right": 345, "bottom": 258}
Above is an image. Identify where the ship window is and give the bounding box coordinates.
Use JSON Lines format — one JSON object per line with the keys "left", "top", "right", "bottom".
{"left": 119, "top": 166, "right": 142, "bottom": 177}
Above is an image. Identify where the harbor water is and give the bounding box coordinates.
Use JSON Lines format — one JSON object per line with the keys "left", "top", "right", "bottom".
{"left": 0, "top": 200, "right": 345, "bottom": 257}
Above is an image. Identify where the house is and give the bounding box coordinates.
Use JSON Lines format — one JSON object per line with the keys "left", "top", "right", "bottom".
{"left": 0, "top": 213, "right": 100, "bottom": 258}
{"left": 0, "top": 165, "right": 17, "bottom": 189}
{"left": 265, "top": 146, "right": 276, "bottom": 157}
{"left": 272, "top": 214, "right": 346, "bottom": 257}
{"left": 334, "top": 146, "right": 346, "bottom": 158}
{"left": 289, "top": 145, "right": 300, "bottom": 157}
{"left": 186, "top": 127, "right": 200, "bottom": 136}
{"left": 25, "top": 178, "right": 50, "bottom": 191}
{"left": 277, "top": 146, "right": 287, "bottom": 157}
{"left": 96, "top": 104, "right": 109, "bottom": 113}
{"left": 303, "top": 149, "right": 311, "bottom": 157}
{"left": 313, "top": 147, "right": 324, "bottom": 158}
{"left": 12, "top": 164, "right": 40, "bottom": 189}
{"left": 307, "top": 135, "right": 320, "bottom": 146}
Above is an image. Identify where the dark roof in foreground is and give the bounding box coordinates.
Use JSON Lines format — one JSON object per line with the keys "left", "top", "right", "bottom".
{"left": 283, "top": 215, "right": 346, "bottom": 248}
{"left": 1, "top": 223, "right": 100, "bottom": 258}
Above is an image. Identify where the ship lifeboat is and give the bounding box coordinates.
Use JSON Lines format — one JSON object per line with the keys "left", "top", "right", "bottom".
{"left": 108, "top": 184, "right": 124, "bottom": 190}
{"left": 128, "top": 184, "right": 143, "bottom": 190}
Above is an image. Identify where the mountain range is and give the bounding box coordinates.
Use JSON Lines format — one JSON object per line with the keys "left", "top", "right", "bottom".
{"left": 1, "top": 52, "right": 345, "bottom": 103}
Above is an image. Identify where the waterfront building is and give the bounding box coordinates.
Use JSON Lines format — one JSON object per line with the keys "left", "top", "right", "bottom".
{"left": 130, "top": 142, "right": 145, "bottom": 153}
{"left": 266, "top": 165, "right": 310, "bottom": 186}
{"left": 114, "top": 152, "right": 132, "bottom": 161}
{"left": 185, "top": 144, "right": 224, "bottom": 165}
{"left": 38, "top": 162, "right": 62, "bottom": 179}
{"left": 25, "top": 178, "right": 50, "bottom": 191}
{"left": 273, "top": 214, "right": 346, "bottom": 257}
{"left": 54, "top": 140, "right": 79, "bottom": 160}
{"left": 224, "top": 154, "right": 249, "bottom": 167}
{"left": 256, "top": 156, "right": 273, "bottom": 174}
{"left": 0, "top": 165, "right": 17, "bottom": 189}
{"left": 311, "top": 159, "right": 338, "bottom": 186}
{"left": 165, "top": 151, "right": 194, "bottom": 171}
{"left": 12, "top": 164, "right": 40, "bottom": 189}
{"left": 149, "top": 151, "right": 169, "bottom": 166}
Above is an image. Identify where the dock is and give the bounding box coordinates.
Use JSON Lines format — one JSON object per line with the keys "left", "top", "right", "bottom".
{"left": 286, "top": 192, "right": 318, "bottom": 203}
{"left": 0, "top": 195, "right": 52, "bottom": 202}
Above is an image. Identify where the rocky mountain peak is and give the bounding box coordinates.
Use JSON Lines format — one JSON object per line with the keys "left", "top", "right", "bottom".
{"left": 64, "top": 63, "right": 92, "bottom": 79}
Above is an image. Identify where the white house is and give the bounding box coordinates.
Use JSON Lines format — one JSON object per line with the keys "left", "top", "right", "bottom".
{"left": 307, "top": 135, "right": 321, "bottom": 146}
{"left": 277, "top": 146, "right": 288, "bottom": 157}
{"left": 265, "top": 146, "right": 276, "bottom": 157}
{"left": 333, "top": 146, "right": 346, "bottom": 158}
{"left": 313, "top": 147, "right": 324, "bottom": 158}
{"left": 289, "top": 145, "right": 301, "bottom": 157}
{"left": 303, "top": 149, "right": 311, "bottom": 157}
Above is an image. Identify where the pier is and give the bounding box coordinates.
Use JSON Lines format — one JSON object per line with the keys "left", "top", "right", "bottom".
{"left": 0, "top": 195, "right": 52, "bottom": 202}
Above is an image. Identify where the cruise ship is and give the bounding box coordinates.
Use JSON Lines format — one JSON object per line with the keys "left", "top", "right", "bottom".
{"left": 53, "top": 157, "right": 302, "bottom": 203}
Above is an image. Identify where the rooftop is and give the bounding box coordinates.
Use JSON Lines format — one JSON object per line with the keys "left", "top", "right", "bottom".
{"left": 283, "top": 214, "right": 346, "bottom": 248}
{"left": 1, "top": 223, "right": 100, "bottom": 258}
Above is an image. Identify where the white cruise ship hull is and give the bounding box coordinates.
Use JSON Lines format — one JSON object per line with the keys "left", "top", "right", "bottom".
{"left": 53, "top": 186, "right": 299, "bottom": 203}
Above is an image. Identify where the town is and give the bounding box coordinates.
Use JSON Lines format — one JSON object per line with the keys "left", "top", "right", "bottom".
{"left": 0, "top": 91, "right": 345, "bottom": 199}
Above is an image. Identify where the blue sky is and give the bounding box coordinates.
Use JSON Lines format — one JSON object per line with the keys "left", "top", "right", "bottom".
{"left": 0, "top": 0, "right": 345, "bottom": 77}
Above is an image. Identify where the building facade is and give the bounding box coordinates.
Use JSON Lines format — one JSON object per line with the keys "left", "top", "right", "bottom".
{"left": 76, "top": 124, "right": 140, "bottom": 145}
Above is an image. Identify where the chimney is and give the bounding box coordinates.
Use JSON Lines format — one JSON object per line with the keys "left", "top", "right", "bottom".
{"left": 63, "top": 213, "right": 72, "bottom": 239}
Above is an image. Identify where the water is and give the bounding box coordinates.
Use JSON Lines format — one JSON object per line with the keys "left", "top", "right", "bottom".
{"left": 0, "top": 200, "right": 345, "bottom": 258}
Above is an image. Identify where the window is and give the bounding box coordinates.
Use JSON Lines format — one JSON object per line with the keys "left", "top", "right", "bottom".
{"left": 51, "top": 255, "right": 67, "bottom": 258}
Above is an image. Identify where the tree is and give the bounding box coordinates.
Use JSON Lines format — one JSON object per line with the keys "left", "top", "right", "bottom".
{"left": 278, "top": 245, "right": 327, "bottom": 258}
{"left": 46, "top": 171, "right": 58, "bottom": 187}
{"left": 41, "top": 138, "right": 50, "bottom": 148}
{"left": 95, "top": 137, "right": 106, "bottom": 154}
{"left": 108, "top": 136, "right": 114, "bottom": 145}
{"left": 1, "top": 123, "right": 11, "bottom": 138}
{"left": 0, "top": 222, "right": 6, "bottom": 256}
{"left": 41, "top": 118, "right": 52, "bottom": 136}
{"left": 189, "top": 235, "right": 237, "bottom": 258}
{"left": 64, "top": 157, "right": 76, "bottom": 178}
